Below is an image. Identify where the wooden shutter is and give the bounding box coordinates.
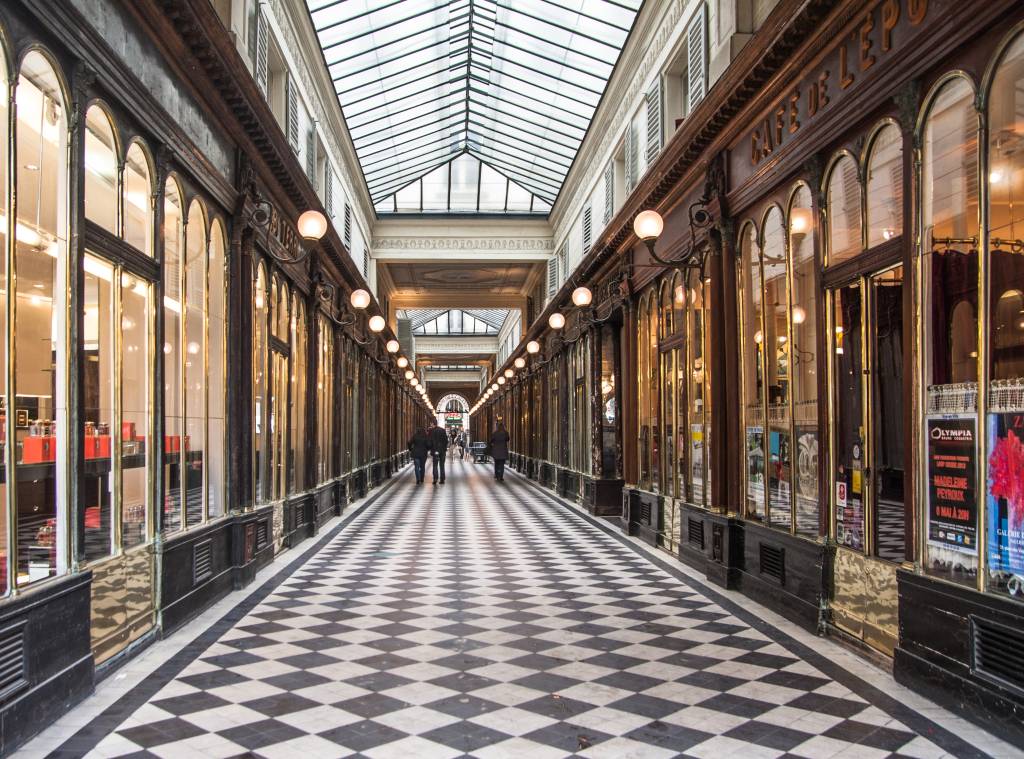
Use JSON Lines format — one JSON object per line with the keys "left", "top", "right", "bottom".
{"left": 306, "top": 129, "right": 316, "bottom": 179}
{"left": 547, "top": 256, "right": 558, "bottom": 298}
{"left": 286, "top": 76, "right": 299, "bottom": 152}
{"left": 255, "top": 10, "right": 269, "bottom": 96}
{"left": 325, "top": 169, "right": 334, "bottom": 218}
{"left": 343, "top": 203, "right": 352, "bottom": 247}
{"left": 686, "top": 3, "right": 708, "bottom": 114}
{"left": 362, "top": 247, "right": 369, "bottom": 277}
{"left": 603, "top": 162, "right": 614, "bottom": 225}
{"left": 646, "top": 78, "right": 663, "bottom": 163}
{"left": 582, "top": 205, "right": 592, "bottom": 255}
{"left": 626, "top": 123, "right": 639, "bottom": 192}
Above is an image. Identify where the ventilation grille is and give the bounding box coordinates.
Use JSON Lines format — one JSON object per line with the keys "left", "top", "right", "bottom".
{"left": 638, "top": 500, "right": 652, "bottom": 526}
{"left": 687, "top": 517, "right": 704, "bottom": 550}
{"left": 0, "top": 624, "right": 26, "bottom": 701}
{"left": 972, "top": 617, "right": 1024, "bottom": 698}
{"left": 193, "top": 540, "right": 213, "bottom": 585}
{"left": 255, "top": 521, "right": 269, "bottom": 550}
{"left": 759, "top": 542, "right": 785, "bottom": 583}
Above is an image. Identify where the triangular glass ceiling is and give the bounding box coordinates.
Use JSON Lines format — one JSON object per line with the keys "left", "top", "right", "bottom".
{"left": 306, "top": 0, "right": 641, "bottom": 214}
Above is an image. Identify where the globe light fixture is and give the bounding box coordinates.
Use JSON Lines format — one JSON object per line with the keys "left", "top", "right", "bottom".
{"left": 368, "top": 315, "right": 386, "bottom": 332}
{"left": 526, "top": 340, "right": 540, "bottom": 354}
{"left": 514, "top": 357, "right": 526, "bottom": 369}
{"left": 548, "top": 312, "right": 566, "bottom": 330}
{"left": 491, "top": 383, "right": 499, "bottom": 392}
{"left": 397, "top": 356, "right": 409, "bottom": 368}
{"left": 633, "top": 209, "right": 664, "bottom": 241}
{"left": 789, "top": 207, "right": 812, "bottom": 236}
{"left": 572, "top": 286, "right": 593, "bottom": 307}
{"left": 297, "top": 209, "right": 328, "bottom": 242}
{"left": 350, "top": 289, "right": 371, "bottom": 309}
{"left": 386, "top": 339, "right": 400, "bottom": 353}
{"left": 504, "top": 369, "right": 514, "bottom": 378}
{"left": 404, "top": 370, "right": 414, "bottom": 380}
{"left": 497, "top": 377, "right": 506, "bottom": 385}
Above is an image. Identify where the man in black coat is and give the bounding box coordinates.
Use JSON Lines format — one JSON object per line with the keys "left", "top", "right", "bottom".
{"left": 428, "top": 423, "right": 448, "bottom": 484}
{"left": 489, "top": 422, "right": 510, "bottom": 482}
{"left": 407, "top": 427, "right": 430, "bottom": 485}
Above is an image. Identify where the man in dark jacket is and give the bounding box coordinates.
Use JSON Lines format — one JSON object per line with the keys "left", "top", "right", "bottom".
{"left": 428, "top": 423, "right": 448, "bottom": 484}
{"left": 408, "top": 427, "right": 430, "bottom": 485}
{"left": 489, "top": 422, "right": 510, "bottom": 481}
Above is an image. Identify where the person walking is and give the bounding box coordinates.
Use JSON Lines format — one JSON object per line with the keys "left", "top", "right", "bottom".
{"left": 489, "top": 422, "right": 510, "bottom": 482}
{"left": 457, "top": 429, "right": 467, "bottom": 460}
{"left": 429, "top": 422, "right": 449, "bottom": 484}
{"left": 408, "top": 426, "right": 430, "bottom": 485}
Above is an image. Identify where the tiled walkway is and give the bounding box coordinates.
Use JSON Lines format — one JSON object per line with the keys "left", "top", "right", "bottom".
{"left": 25, "top": 459, "right": 1018, "bottom": 758}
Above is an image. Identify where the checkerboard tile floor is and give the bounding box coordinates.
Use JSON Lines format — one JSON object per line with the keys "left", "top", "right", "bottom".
{"left": 65, "top": 459, "right": 983, "bottom": 758}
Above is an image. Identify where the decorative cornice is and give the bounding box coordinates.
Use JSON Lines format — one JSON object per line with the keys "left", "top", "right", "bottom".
{"left": 373, "top": 237, "right": 554, "bottom": 251}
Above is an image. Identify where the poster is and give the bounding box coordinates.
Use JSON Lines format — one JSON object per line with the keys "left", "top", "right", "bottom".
{"left": 768, "top": 428, "right": 791, "bottom": 526}
{"left": 926, "top": 415, "right": 977, "bottom": 555}
{"left": 835, "top": 468, "right": 864, "bottom": 550}
{"left": 987, "top": 412, "right": 1024, "bottom": 578}
{"left": 690, "top": 424, "right": 704, "bottom": 502}
{"left": 745, "top": 425, "right": 764, "bottom": 507}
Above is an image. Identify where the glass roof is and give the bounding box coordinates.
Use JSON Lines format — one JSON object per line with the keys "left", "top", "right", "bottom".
{"left": 306, "top": 0, "right": 641, "bottom": 211}
{"left": 401, "top": 308, "right": 509, "bottom": 334}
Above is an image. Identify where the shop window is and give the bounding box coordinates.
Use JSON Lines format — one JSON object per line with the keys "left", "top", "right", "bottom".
{"left": 648, "top": 295, "right": 660, "bottom": 493}
{"left": 986, "top": 33, "right": 1024, "bottom": 599}
{"left": 763, "top": 207, "right": 791, "bottom": 530}
{"left": 84, "top": 105, "right": 118, "bottom": 234}
{"left": 826, "top": 154, "right": 862, "bottom": 265}
{"left": 738, "top": 222, "right": 764, "bottom": 519}
{"left": 687, "top": 271, "right": 708, "bottom": 507}
{"left": 865, "top": 124, "right": 903, "bottom": 248}
{"left": 14, "top": 51, "right": 70, "bottom": 585}
{"left": 253, "top": 262, "right": 268, "bottom": 502}
{"left": 289, "top": 297, "right": 307, "bottom": 493}
{"left": 207, "top": 221, "right": 226, "bottom": 519}
{"left": 183, "top": 201, "right": 206, "bottom": 527}
{"left": 269, "top": 277, "right": 288, "bottom": 500}
{"left": 121, "top": 269, "right": 150, "bottom": 547}
{"left": 123, "top": 143, "right": 153, "bottom": 255}
{"left": 163, "top": 179, "right": 184, "bottom": 532}
{"left": 316, "top": 314, "right": 334, "bottom": 482}
{"left": 789, "top": 184, "right": 820, "bottom": 536}
{"left": 0, "top": 47, "right": 7, "bottom": 593}
{"left": 921, "top": 74, "right": 979, "bottom": 585}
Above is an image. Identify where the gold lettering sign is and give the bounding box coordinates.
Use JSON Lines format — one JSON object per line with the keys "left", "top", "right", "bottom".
{"left": 749, "top": 0, "right": 928, "bottom": 166}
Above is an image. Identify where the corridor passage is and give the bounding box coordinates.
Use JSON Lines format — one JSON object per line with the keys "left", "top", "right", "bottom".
{"left": 33, "top": 460, "right": 1006, "bottom": 759}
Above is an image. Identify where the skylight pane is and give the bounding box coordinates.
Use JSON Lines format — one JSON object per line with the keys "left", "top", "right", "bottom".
{"left": 422, "top": 163, "right": 448, "bottom": 211}
{"left": 506, "top": 181, "right": 532, "bottom": 211}
{"left": 395, "top": 180, "right": 420, "bottom": 212}
{"left": 449, "top": 154, "right": 480, "bottom": 210}
{"left": 479, "top": 164, "right": 507, "bottom": 210}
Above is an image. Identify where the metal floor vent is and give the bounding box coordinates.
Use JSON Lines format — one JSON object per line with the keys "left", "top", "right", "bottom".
{"left": 255, "top": 521, "right": 269, "bottom": 550}
{"left": 0, "top": 624, "right": 26, "bottom": 702}
{"left": 193, "top": 540, "right": 213, "bottom": 585}
{"left": 687, "top": 518, "right": 705, "bottom": 550}
{"left": 759, "top": 542, "right": 785, "bottom": 583}
{"left": 971, "top": 616, "right": 1024, "bottom": 698}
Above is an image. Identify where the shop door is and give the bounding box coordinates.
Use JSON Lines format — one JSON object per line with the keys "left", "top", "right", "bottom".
{"left": 270, "top": 348, "right": 289, "bottom": 548}
{"left": 829, "top": 265, "right": 906, "bottom": 655}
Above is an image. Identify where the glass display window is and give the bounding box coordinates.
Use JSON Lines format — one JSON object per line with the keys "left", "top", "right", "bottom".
{"left": 84, "top": 106, "right": 118, "bottom": 234}
{"left": 123, "top": 142, "right": 153, "bottom": 255}
{"left": 826, "top": 153, "right": 862, "bottom": 266}
{"left": 289, "top": 296, "right": 307, "bottom": 493}
{"left": 738, "top": 221, "right": 764, "bottom": 520}
{"left": 253, "top": 262, "right": 268, "bottom": 501}
{"left": 163, "top": 178, "right": 184, "bottom": 531}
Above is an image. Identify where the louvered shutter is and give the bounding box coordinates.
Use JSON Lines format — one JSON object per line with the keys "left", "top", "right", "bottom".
{"left": 603, "top": 162, "right": 614, "bottom": 225}
{"left": 247, "top": 2, "right": 259, "bottom": 67}
{"left": 582, "top": 206, "right": 592, "bottom": 255}
{"left": 286, "top": 76, "right": 299, "bottom": 152}
{"left": 686, "top": 3, "right": 708, "bottom": 114}
{"left": 646, "top": 79, "right": 663, "bottom": 163}
{"left": 325, "top": 170, "right": 334, "bottom": 218}
{"left": 546, "top": 256, "right": 558, "bottom": 298}
{"left": 362, "top": 248, "right": 369, "bottom": 278}
{"left": 305, "top": 129, "right": 316, "bottom": 179}
{"left": 255, "top": 11, "right": 269, "bottom": 96}
{"left": 626, "top": 123, "right": 639, "bottom": 192}
{"left": 343, "top": 203, "right": 352, "bottom": 247}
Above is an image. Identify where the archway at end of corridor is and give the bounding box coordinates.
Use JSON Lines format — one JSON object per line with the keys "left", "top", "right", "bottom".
{"left": 435, "top": 394, "right": 470, "bottom": 435}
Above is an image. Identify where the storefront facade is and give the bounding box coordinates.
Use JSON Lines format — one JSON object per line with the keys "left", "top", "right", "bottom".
{"left": 486, "top": 0, "right": 1024, "bottom": 743}
{"left": 0, "top": 1, "right": 421, "bottom": 752}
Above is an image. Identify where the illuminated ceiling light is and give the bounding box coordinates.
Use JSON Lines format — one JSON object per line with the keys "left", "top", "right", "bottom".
{"left": 633, "top": 209, "right": 664, "bottom": 241}
{"left": 548, "top": 312, "right": 565, "bottom": 330}
{"left": 297, "top": 209, "right": 328, "bottom": 241}
{"left": 350, "top": 289, "right": 371, "bottom": 309}
{"left": 397, "top": 356, "right": 409, "bottom": 368}
{"left": 789, "top": 207, "right": 812, "bottom": 235}
{"left": 368, "top": 315, "right": 386, "bottom": 332}
{"left": 514, "top": 357, "right": 526, "bottom": 369}
{"left": 386, "top": 339, "right": 400, "bottom": 353}
{"left": 991, "top": 168, "right": 1004, "bottom": 183}
{"left": 504, "top": 369, "right": 514, "bottom": 378}
{"left": 572, "top": 286, "right": 593, "bottom": 307}
{"left": 526, "top": 340, "right": 540, "bottom": 354}
{"left": 792, "top": 305, "right": 807, "bottom": 325}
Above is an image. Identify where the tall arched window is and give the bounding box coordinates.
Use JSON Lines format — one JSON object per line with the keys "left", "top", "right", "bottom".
{"left": 826, "top": 154, "right": 862, "bottom": 265}
{"left": 763, "top": 207, "right": 791, "bottom": 529}
{"left": 253, "top": 262, "right": 268, "bottom": 502}
{"left": 208, "top": 220, "right": 226, "bottom": 519}
{"left": 124, "top": 143, "right": 152, "bottom": 255}
{"left": 316, "top": 314, "right": 334, "bottom": 483}
{"left": 638, "top": 294, "right": 651, "bottom": 489}
{"left": 163, "top": 178, "right": 184, "bottom": 532}
{"left": 865, "top": 124, "right": 904, "bottom": 248}
{"left": 270, "top": 277, "right": 289, "bottom": 500}
{"left": 788, "top": 184, "right": 819, "bottom": 536}
{"left": 290, "top": 297, "right": 307, "bottom": 493}
{"left": 184, "top": 201, "right": 207, "bottom": 526}
{"left": 84, "top": 105, "right": 118, "bottom": 233}
{"left": 659, "top": 281, "right": 675, "bottom": 498}
{"left": 738, "top": 222, "right": 764, "bottom": 519}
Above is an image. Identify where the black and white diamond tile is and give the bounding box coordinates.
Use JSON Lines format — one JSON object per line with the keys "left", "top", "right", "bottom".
{"left": 79, "top": 459, "right": 969, "bottom": 758}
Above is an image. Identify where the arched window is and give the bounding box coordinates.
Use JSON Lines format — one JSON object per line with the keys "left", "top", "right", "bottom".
{"left": 316, "top": 314, "right": 334, "bottom": 483}
{"left": 84, "top": 105, "right": 118, "bottom": 233}
{"left": 253, "top": 262, "right": 268, "bottom": 501}
{"left": 686, "top": 269, "right": 707, "bottom": 506}
{"left": 184, "top": 201, "right": 207, "bottom": 527}
{"left": 290, "top": 296, "right": 307, "bottom": 493}
{"left": 124, "top": 142, "right": 152, "bottom": 255}
{"left": 163, "top": 178, "right": 184, "bottom": 532}
{"left": 762, "top": 206, "right": 791, "bottom": 529}
{"left": 270, "top": 277, "right": 289, "bottom": 500}
{"left": 638, "top": 293, "right": 652, "bottom": 490}
{"left": 208, "top": 220, "right": 226, "bottom": 518}
{"left": 865, "top": 124, "right": 903, "bottom": 248}
{"left": 659, "top": 280, "right": 676, "bottom": 499}
{"left": 788, "top": 183, "right": 819, "bottom": 536}
{"left": 647, "top": 293, "right": 660, "bottom": 493}
{"left": 0, "top": 44, "right": 9, "bottom": 591}
{"left": 12, "top": 51, "right": 71, "bottom": 584}
{"left": 826, "top": 154, "right": 862, "bottom": 265}
{"left": 738, "top": 222, "right": 764, "bottom": 519}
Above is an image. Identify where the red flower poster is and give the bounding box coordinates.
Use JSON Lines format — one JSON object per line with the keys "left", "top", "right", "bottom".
{"left": 987, "top": 412, "right": 1024, "bottom": 580}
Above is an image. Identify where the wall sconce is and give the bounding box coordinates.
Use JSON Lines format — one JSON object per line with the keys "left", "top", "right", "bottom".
{"left": 350, "top": 289, "right": 371, "bottom": 310}
{"left": 386, "top": 339, "right": 400, "bottom": 353}
{"left": 526, "top": 340, "right": 540, "bottom": 354}
{"left": 572, "top": 286, "right": 593, "bottom": 307}
{"left": 548, "top": 312, "right": 566, "bottom": 330}
{"left": 297, "top": 209, "right": 328, "bottom": 242}
{"left": 514, "top": 357, "right": 526, "bottom": 369}
{"left": 504, "top": 369, "right": 514, "bottom": 378}
{"left": 491, "top": 383, "right": 499, "bottom": 392}
{"left": 368, "top": 315, "right": 386, "bottom": 332}
{"left": 405, "top": 370, "right": 414, "bottom": 380}
{"left": 497, "top": 377, "right": 506, "bottom": 385}
{"left": 397, "top": 356, "right": 409, "bottom": 368}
